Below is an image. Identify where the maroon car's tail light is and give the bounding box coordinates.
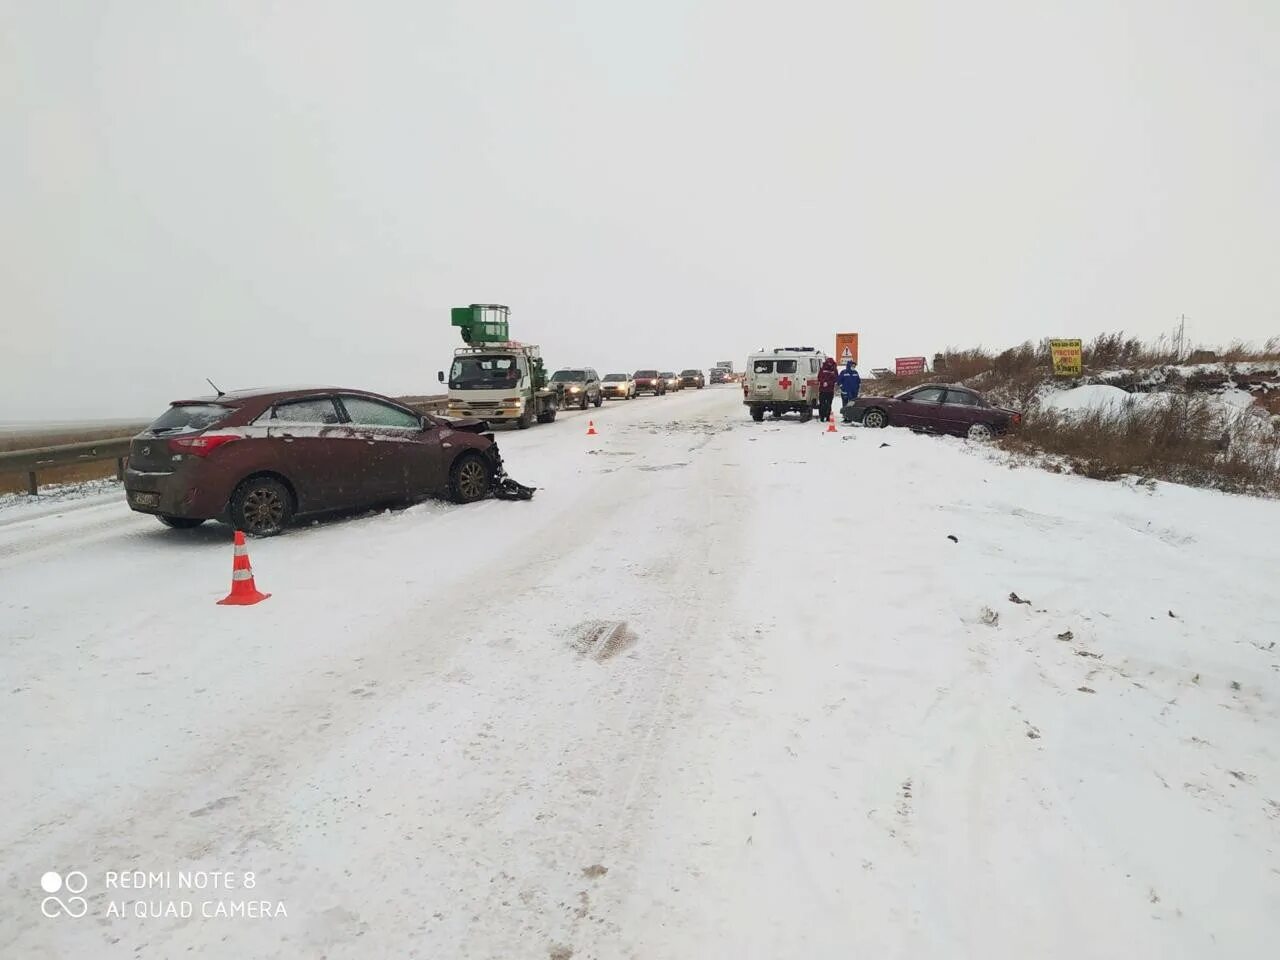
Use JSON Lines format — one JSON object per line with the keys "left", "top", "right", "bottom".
{"left": 1012, "top": 413, "right": 1023, "bottom": 427}
{"left": 168, "top": 434, "right": 241, "bottom": 457}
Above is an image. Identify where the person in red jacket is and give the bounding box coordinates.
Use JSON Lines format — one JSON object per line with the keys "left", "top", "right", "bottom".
{"left": 816, "top": 356, "right": 839, "bottom": 423}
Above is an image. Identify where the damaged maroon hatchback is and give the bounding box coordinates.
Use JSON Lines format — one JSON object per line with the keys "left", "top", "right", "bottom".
{"left": 124, "top": 386, "right": 530, "bottom": 536}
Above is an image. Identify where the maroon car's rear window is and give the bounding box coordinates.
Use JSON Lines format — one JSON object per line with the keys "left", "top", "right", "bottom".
{"left": 147, "top": 403, "right": 232, "bottom": 433}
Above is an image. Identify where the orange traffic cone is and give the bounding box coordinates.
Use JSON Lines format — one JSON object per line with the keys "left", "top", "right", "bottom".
{"left": 586, "top": 420, "right": 598, "bottom": 436}
{"left": 826, "top": 415, "right": 838, "bottom": 433}
{"left": 217, "top": 531, "right": 271, "bottom": 605}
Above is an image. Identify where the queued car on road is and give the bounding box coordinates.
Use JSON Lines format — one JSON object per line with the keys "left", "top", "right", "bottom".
{"left": 632, "top": 370, "right": 667, "bottom": 396}
{"left": 124, "top": 387, "right": 508, "bottom": 536}
{"left": 843, "top": 383, "right": 1021, "bottom": 440}
{"left": 660, "top": 371, "right": 681, "bottom": 391}
{"left": 601, "top": 373, "right": 636, "bottom": 400}
{"left": 709, "top": 368, "right": 728, "bottom": 385}
{"left": 679, "top": 369, "right": 706, "bottom": 389}
{"left": 550, "top": 368, "right": 603, "bottom": 409}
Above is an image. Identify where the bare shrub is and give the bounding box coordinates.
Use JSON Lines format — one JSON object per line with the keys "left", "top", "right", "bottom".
{"left": 993, "top": 340, "right": 1049, "bottom": 377}
{"left": 1218, "top": 338, "right": 1280, "bottom": 363}
{"left": 935, "top": 347, "right": 996, "bottom": 381}
{"left": 1085, "top": 332, "right": 1144, "bottom": 368}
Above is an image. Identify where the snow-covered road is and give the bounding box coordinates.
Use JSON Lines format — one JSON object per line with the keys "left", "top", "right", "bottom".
{"left": 3, "top": 386, "right": 1278, "bottom": 959}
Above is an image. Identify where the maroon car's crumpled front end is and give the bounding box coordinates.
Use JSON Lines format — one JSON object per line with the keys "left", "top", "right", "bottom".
{"left": 445, "top": 417, "right": 491, "bottom": 435}
{"left": 442, "top": 420, "right": 536, "bottom": 500}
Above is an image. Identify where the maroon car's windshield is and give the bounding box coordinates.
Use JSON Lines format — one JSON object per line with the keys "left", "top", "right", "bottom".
{"left": 147, "top": 403, "right": 233, "bottom": 434}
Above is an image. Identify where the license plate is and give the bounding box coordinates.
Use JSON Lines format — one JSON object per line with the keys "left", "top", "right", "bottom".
{"left": 132, "top": 492, "right": 160, "bottom": 508}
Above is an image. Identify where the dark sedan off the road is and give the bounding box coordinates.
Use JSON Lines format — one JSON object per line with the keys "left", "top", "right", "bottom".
{"left": 843, "top": 384, "right": 1021, "bottom": 440}
{"left": 124, "top": 387, "right": 508, "bottom": 536}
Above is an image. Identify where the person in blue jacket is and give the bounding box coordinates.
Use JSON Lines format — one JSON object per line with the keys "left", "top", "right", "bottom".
{"left": 838, "top": 360, "right": 861, "bottom": 409}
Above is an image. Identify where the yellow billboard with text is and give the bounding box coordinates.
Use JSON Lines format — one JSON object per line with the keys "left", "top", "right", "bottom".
{"left": 1051, "top": 339, "right": 1083, "bottom": 377}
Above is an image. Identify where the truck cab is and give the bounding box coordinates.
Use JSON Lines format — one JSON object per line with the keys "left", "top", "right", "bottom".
{"left": 440, "top": 343, "right": 558, "bottom": 429}
{"left": 438, "top": 305, "right": 559, "bottom": 429}
{"left": 744, "top": 347, "right": 825, "bottom": 422}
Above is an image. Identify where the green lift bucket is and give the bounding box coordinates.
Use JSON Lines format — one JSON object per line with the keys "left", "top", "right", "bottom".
{"left": 451, "top": 304, "right": 510, "bottom": 344}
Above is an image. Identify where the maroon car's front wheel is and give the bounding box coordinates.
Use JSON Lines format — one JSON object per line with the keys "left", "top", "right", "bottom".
{"left": 230, "top": 477, "right": 295, "bottom": 537}
{"left": 862, "top": 408, "right": 889, "bottom": 429}
{"left": 449, "top": 453, "right": 493, "bottom": 504}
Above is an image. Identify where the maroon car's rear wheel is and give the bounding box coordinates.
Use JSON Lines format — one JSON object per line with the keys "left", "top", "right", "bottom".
{"left": 967, "top": 422, "right": 995, "bottom": 441}
{"left": 231, "top": 477, "right": 294, "bottom": 537}
{"left": 449, "top": 453, "right": 493, "bottom": 504}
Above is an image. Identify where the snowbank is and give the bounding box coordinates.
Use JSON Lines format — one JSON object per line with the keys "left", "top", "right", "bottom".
{"left": 4, "top": 389, "right": 1279, "bottom": 958}
{"left": 0, "top": 477, "right": 124, "bottom": 519}
{"left": 1040, "top": 384, "right": 1135, "bottom": 415}
{"left": 1041, "top": 384, "right": 1271, "bottom": 431}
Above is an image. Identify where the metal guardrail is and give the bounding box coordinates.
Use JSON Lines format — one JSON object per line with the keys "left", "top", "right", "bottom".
{"left": 0, "top": 438, "right": 135, "bottom": 496}
{"left": 0, "top": 396, "right": 450, "bottom": 496}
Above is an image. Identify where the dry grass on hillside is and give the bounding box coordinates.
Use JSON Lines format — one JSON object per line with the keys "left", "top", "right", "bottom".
{"left": 858, "top": 332, "right": 1280, "bottom": 497}
{"left": 867, "top": 333, "right": 1280, "bottom": 400}
{"left": 930, "top": 333, "right": 1280, "bottom": 382}
{"left": 1002, "top": 397, "right": 1280, "bottom": 496}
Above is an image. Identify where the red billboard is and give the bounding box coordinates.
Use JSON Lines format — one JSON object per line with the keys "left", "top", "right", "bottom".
{"left": 895, "top": 356, "right": 927, "bottom": 376}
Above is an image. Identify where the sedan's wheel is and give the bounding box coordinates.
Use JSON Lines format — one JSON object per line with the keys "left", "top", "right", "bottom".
{"left": 157, "top": 515, "right": 205, "bottom": 530}
{"left": 230, "top": 477, "right": 294, "bottom": 537}
{"left": 862, "top": 408, "right": 888, "bottom": 429}
{"left": 449, "top": 452, "right": 493, "bottom": 504}
{"left": 967, "top": 422, "right": 995, "bottom": 441}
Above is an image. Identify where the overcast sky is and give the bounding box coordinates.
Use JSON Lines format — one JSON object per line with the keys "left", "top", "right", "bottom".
{"left": 3, "top": 0, "right": 1277, "bottom": 420}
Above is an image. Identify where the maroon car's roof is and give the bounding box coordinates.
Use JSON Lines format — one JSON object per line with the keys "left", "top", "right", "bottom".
{"left": 173, "top": 386, "right": 379, "bottom": 405}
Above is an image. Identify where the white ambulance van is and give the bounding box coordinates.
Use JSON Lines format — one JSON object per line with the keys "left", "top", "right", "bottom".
{"left": 743, "top": 346, "right": 826, "bottom": 422}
